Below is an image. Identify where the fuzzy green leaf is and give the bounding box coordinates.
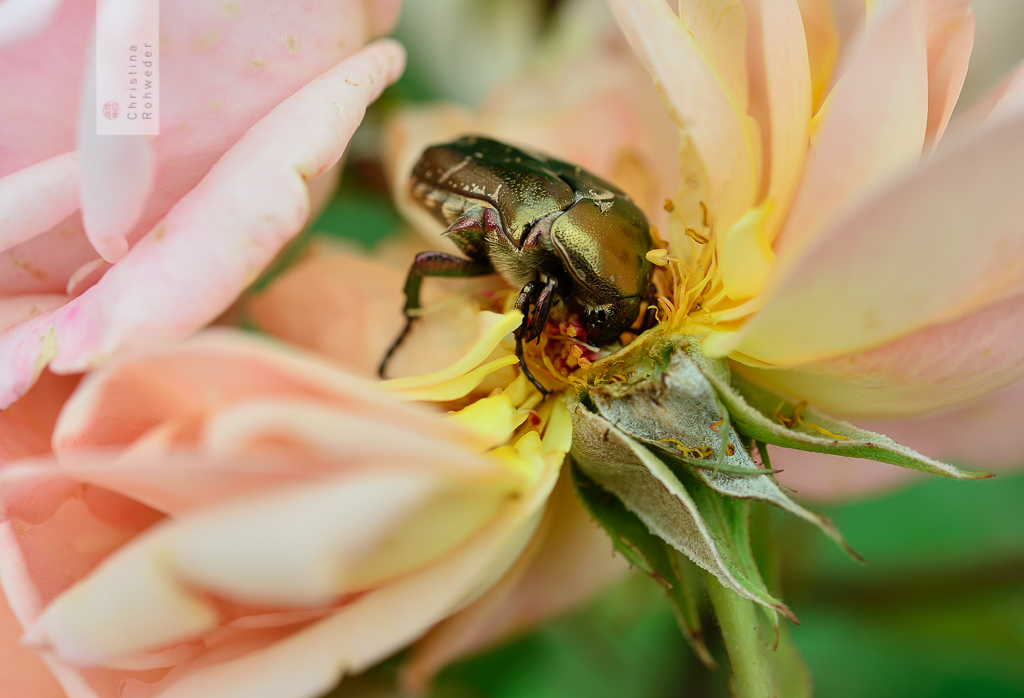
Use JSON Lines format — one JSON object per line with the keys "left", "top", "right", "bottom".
{"left": 582, "top": 348, "right": 860, "bottom": 560}
{"left": 570, "top": 466, "right": 716, "bottom": 667}
{"left": 711, "top": 372, "right": 991, "bottom": 480}
{"left": 567, "top": 393, "right": 794, "bottom": 623}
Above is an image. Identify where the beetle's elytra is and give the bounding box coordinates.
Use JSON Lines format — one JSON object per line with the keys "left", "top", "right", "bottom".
{"left": 379, "top": 136, "right": 655, "bottom": 395}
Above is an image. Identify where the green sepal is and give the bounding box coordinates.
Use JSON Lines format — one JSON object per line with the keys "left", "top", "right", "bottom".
{"left": 576, "top": 343, "right": 860, "bottom": 562}
{"left": 567, "top": 392, "right": 794, "bottom": 623}
{"left": 710, "top": 372, "right": 992, "bottom": 480}
{"left": 570, "top": 465, "right": 717, "bottom": 668}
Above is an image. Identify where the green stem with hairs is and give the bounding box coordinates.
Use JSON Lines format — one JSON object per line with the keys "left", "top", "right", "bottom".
{"left": 702, "top": 571, "right": 775, "bottom": 698}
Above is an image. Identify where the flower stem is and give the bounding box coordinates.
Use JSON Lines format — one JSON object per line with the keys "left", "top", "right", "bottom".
{"left": 702, "top": 570, "right": 774, "bottom": 698}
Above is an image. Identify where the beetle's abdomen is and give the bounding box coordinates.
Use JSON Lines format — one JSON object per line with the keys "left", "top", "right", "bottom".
{"left": 410, "top": 137, "right": 577, "bottom": 245}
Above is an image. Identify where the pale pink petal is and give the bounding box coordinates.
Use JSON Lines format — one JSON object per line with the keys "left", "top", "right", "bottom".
{"left": 364, "top": 0, "right": 402, "bottom": 37}
{"left": 0, "top": 40, "right": 406, "bottom": 408}
{"left": 113, "top": 453, "right": 559, "bottom": 698}
{"left": 922, "top": 2, "right": 974, "bottom": 151}
{"left": 719, "top": 109, "right": 1024, "bottom": 367}
{"left": 403, "top": 474, "right": 627, "bottom": 690}
{"left": 0, "top": 295, "right": 66, "bottom": 334}
{"left": 734, "top": 290, "right": 1024, "bottom": 417}
{"left": 0, "top": 151, "right": 79, "bottom": 255}
{"left": 611, "top": 0, "right": 758, "bottom": 234}
{"left": 679, "top": 0, "right": 749, "bottom": 115}
{"left": 0, "top": 369, "right": 77, "bottom": 463}
{"left": 17, "top": 443, "right": 557, "bottom": 697}
{"left": 0, "top": 0, "right": 63, "bottom": 48}
{"left": 944, "top": 59, "right": 1024, "bottom": 145}
{"left": 858, "top": 377, "right": 1024, "bottom": 469}
{"left": 19, "top": 475, "right": 509, "bottom": 667}
{"left": 742, "top": 0, "right": 812, "bottom": 236}
{"left": 796, "top": 0, "right": 839, "bottom": 111}
{"left": 52, "top": 329, "right": 486, "bottom": 461}
{"left": 76, "top": 119, "right": 152, "bottom": 262}
{"left": 245, "top": 245, "right": 406, "bottom": 377}
{"left": 775, "top": 0, "right": 929, "bottom": 257}
{"left": 0, "top": 490, "right": 161, "bottom": 627}
{"left": 0, "top": 0, "right": 85, "bottom": 177}
{"left": 0, "top": 217, "right": 94, "bottom": 295}
{"left": 74, "top": 1, "right": 158, "bottom": 263}
{"left": 0, "top": 0, "right": 400, "bottom": 292}
{"left": 65, "top": 258, "right": 110, "bottom": 298}
{"left": 0, "top": 584, "right": 64, "bottom": 697}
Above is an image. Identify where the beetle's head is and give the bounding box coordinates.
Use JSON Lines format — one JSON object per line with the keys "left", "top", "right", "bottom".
{"left": 581, "top": 296, "right": 644, "bottom": 346}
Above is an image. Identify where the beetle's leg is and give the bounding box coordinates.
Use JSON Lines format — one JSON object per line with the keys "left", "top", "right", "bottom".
{"left": 378, "top": 251, "right": 493, "bottom": 378}
{"left": 640, "top": 283, "right": 660, "bottom": 332}
{"left": 525, "top": 277, "right": 558, "bottom": 342}
{"left": 513, "top": 280, "right": 555, "bottom": 397}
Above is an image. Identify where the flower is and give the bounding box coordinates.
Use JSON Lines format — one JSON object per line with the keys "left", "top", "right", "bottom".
{"left": 611, "top": 0, "right": 1024, "bottom": 417}
{"left": 0, "top": 0, "right": 403, "bottom": 408}
{"left": 334, "top": 0, "right": 1024, "bottom": 671}
{"left": 381, "top": 0, "right": 1024, "bottom": 504}
{"left": 0, "top": 322, "right": 606, "bottom": 697}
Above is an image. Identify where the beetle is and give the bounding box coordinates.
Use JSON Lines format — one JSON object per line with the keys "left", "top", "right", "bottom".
{"left": 378, "top": 136, "right": 654, "bottom": 395}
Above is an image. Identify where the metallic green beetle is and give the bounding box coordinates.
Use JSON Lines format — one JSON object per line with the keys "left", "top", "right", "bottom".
{"left": 379, "top": 136, "right": 654, "bottom": 395}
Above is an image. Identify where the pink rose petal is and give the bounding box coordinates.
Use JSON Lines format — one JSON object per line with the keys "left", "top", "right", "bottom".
{"left": 0, "top": 40, "right": 406, "bottom": 408}
{"left": 0, "top": 0, "right": 64, "bottom": 48}
{"left": 776, "top": 0, "right": 929, "bottom": 257}
{"left": 0, "top": 369, "right": 77, "bottom": 463}
{"left": 403, "top": 475, "right": 627, "bottom": 690}
{"left": 736, "top": 290, "right": 1024, "bottom": 417}
{"left": 0, "top": 568, "right": 65, "bottom": 698}
{"left": 0, "top": 151, "right": 79, "bottom": 255}
{"left": 0, "top": 0, "right": 403, "bottom": 292}
{"left": 610, "top": 0, "right": 758, "bottom": 234}
{"left": 723, "top": 108, "right": 1024, "bottom": 369}
{"left": 922, "top": 1, "right": 974, "bottom": 151}
{"left": 742, "top": 0, "right": 812, "bottom": 236}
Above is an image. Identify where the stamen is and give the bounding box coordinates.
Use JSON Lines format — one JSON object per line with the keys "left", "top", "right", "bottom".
{"left": 646, "top": 249, "right": 670, "bottom": 267}
{"left": 684, "top": 227, "right": 709, "bottom": 244}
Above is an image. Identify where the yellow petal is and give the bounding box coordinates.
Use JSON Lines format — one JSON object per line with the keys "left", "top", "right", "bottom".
{"left": 678, "top": 0, "right": 750, "bottom": 114}
{"left": 379, "top": 310, "right": 521, "bottom": 397}
{"left": 447, "top": 393, "right": 530, "bottom": 450}
{"left": 611, "top": 0, "right": 758, "bottom": 236}
{"left": 745, "top": 0, "right": 812, "bottom": 240}
{"left": 387, "top": 355, "right": 519, "bottom": 403}
{"left": 489, "top": 431, "right": 548, "bottom": 487}
{"left": 720, "top": 200, "right": 776, "bottom": 301}
{"left": 797, "top": 0, "right": 839, "bottom": 112}
{"left": 541, "top": 399, "right": 573, "bottom": 456}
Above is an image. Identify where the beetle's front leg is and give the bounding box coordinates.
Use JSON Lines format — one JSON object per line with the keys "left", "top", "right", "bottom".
{"left": 378, "top": 251, "right": 493, "bottom": 378}
{"left": 513, "top": 279, "right": 557, "bottom": 397}
{"left": 640, "top": 283, "right": 660, "bottom": 332}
